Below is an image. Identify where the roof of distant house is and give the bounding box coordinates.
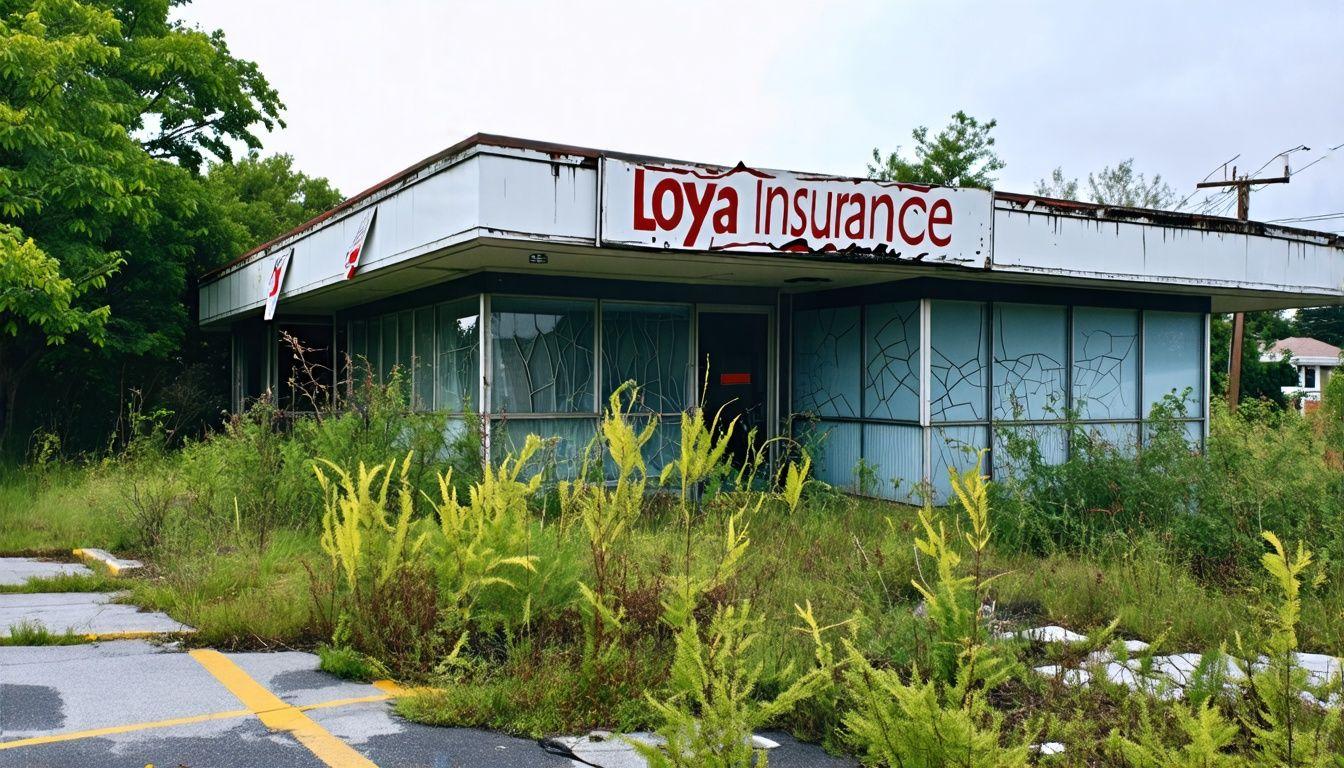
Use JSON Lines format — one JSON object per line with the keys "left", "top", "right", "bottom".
{"left": 1262, "top": 336, "right": 1343, "bottom": 364}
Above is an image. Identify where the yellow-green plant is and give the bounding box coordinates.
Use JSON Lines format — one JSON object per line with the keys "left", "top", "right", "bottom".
{"left": 1107, "top": 697, "right": 1244, "bottom": 768}
{"left": 314, "top": 452, "right": 425, "bottom": 594}
{"left": 1238, "top": 532, "right": 1342, "bottom": 767}
{"left": 780, "top": 452, "right": 812, "bottom": 514}
{"left": 841, "top": 451, "right": 1029, "bottom": 767}
{"left": 913, "top": 450, "right": 1007, "bottom": 688}
{"left": 430, "top": 434, "right": 543, "bottom": 644}
{"left": 633, "top": 601, "right": 830, "bottom": 768}
{"left": 562, "top": 382, "right": 658, "bottom": 669}
{"left": 659, "top": 395, "right": 739, "bottom": 619}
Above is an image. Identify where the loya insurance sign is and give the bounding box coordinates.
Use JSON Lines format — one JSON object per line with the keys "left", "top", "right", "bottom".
{"left": 600, "top": 158, "right": 992, "bottom": 266}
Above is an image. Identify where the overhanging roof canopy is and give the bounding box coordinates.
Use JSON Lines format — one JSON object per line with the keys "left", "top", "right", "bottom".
{"left": 199, "top": 134, "right": 1344, "bottom": 326}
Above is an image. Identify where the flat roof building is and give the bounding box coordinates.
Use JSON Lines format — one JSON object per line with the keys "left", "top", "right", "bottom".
{"left": 198, "top": 134, "right": 1344, "bottom": 503}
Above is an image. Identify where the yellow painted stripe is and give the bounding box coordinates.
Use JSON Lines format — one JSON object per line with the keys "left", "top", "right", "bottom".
{"left": 371, "top": 679, "right": 407, "bottom": 697}
{"left": 190, "top": 649, "right": 378, "bottom": 768}
{"left": 0, "top": 709, "right": 250, "bottom": 750}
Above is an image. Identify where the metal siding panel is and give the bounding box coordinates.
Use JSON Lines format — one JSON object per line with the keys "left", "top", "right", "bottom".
{"left": 861, "top": 423, "right": 923, "bottom": 503}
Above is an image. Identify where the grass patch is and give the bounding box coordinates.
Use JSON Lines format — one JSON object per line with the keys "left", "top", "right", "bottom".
{"left": 0, "top": 620, "right": 87, "bottom": 646}
{"left": 318, "top": 645, "right": 385, "bottom": 681}
{"left": 0, "top": 571, "right": 122, "bottom": 594}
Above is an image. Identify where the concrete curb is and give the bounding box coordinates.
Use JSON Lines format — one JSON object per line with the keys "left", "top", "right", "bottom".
{"left": 72, "top": 548, "right": 142, "bottom": 575}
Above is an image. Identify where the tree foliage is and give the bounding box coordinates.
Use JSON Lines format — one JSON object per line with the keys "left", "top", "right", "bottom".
{"left": 1292, "top": 306, "right": 1344, "bottom": 349}
{"left": 0, "top": 0, "right": 336, "bottom": 451}
{"left": 868, "top": 110, "right": 1005, "bottom": 189}
{"left": 205, "top": 152, "right": 343, "bottom": 249}
{"left": 1034, "top": 159, "right": 1176, "bottom": 209}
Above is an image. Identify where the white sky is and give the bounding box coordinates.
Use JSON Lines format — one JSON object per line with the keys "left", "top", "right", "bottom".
{"left": 178, "top": 0, "right": 1343, "bottom": 228}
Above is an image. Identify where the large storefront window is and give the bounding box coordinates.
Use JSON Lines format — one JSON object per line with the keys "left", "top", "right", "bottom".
{"left": 491, "top": 297, "right": 595, "bottom": 414}
{"left": 601, "top": 302, "right": 690, "bottom": 414}
{"left": 436, "top": 298, "right": 479, "bottom": 413}
{"left": 791, "top": 297, "right": 1206, "bottom": 504}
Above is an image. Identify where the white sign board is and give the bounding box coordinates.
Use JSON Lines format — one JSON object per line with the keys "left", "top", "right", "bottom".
{"left": 600, "top": 158, "right": 991, "bottom": 266}
{"left": 262, "top": 248, "right": 293, "bottom": 321}
{"left": 343, "top": 208, "right": 377, "bottom": 280}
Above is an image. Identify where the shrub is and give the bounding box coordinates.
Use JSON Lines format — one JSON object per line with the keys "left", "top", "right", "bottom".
{"left": 633, "top": 602, "right": 829, "bottom": 768}
{"left": 842, "top": 453, "right": 1031, "bottom": 767}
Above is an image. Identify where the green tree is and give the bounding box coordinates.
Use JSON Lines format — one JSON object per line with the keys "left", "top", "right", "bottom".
{"left": 205, "top": 152, "right": 344, "bottom": 248}
{"left": 1033, "top": 159, "right": 1175, "bottom": 208}
{"left": 1292, "top": 305, "right": 1344, "bottom": 348}
{"left": 868, "top": 110, "right": 1005, "bottom": 188}
{"left": 1210, "top": 312, "right": 1298, "bottom": 406}
{"left": 1033, "top": 167, "right": 1079, "bottom": 200}
{"left": 0, "top": 0, "right": 287, "bottom": 449}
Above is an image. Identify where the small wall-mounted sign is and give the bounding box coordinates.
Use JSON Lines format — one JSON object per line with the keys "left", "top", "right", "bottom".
{"left": 263, "top": 248, "right": 293, "bottom": 321}
{"left": 529, "top": 252, "right": 549, "bottom": 264}
{"left": 720, "top": 372, "right": 751, "bottom": 386}
{"left": 343, "top": 208, "right": 377, "bottom": 280}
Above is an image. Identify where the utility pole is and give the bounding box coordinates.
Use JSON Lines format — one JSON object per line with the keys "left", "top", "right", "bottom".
{"left": 1195, "top": 162, "right": 1292, "bottom": 406}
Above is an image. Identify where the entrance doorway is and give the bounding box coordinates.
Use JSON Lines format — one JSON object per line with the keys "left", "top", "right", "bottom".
{"left": 697, "top": 311, "right": 770, "bottom": 465}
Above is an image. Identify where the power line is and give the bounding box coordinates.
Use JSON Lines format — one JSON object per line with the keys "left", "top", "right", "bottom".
{"left": 1268, "top": 212, "right": 1344, "bottom": 224}
{"left": 1289, "top": 141, "right": 1344, "bottom": 177}
{"left": 1174, "top": 153, "right": 1241, "bottom": 212}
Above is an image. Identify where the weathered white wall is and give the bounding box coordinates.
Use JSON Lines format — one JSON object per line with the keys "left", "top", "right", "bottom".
{"left": 199, "top": 138, "right": 1344, "bottom": 326}
{"left": 992, "top": 205, "right": 1344, "bottom": 296}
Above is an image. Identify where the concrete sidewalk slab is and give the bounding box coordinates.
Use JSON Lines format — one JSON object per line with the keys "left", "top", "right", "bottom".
{"left": 71, "top": 548, "right": 142, "bottom": 575}
{"left": 0, "top": 558, "right": 92, "bottom": 587}
{"left": 0, "top": 592, "right": 190, "bottom": 638}
{"left": 0, "top": 640, "right": 854, "bottom": 767}
{"left": 0, "top": 641, "right": 239, "bottom": 740}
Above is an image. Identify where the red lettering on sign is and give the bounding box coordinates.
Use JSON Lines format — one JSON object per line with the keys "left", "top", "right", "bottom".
{"left": 653, "top": 178, "right": 682, "bottom": 230}
{"left": 682, "top": 181, "right": 717, "bottom": 246}
{"left": 898, "top": 197, "right": 927, "bottom": 245}
{"left": 720, "top": 372, "right": 751, "bottom": 385}
{"left": 633, "top": 169, "right": 655, "bottom": 231}
{"left": 928, "top": 199, "right": 953, "bottom": 247}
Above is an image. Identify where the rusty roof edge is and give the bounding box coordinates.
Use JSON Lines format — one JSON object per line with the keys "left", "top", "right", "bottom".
{"left": 201, "top": 133, "right": 619, "bottom": 281}
{"left": 199, "top": 134, "right": 1344, "bottom": 284}
{"left": 994, "top": 191, "right": 1344, "bottom": 247}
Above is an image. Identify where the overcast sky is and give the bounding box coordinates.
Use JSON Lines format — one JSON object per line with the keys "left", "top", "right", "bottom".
{"left": 177, "top": 0, "right": 1342, "bottom": 228}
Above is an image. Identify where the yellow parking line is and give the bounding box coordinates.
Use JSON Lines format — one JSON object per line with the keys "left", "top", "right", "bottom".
{"left": 371, "top": 679, "right": 407, "bottom": 697}
{"left": 190, "top": 649, "right": 379, "bottom": 768}
{"left": 0, "top": 709, "right": 251, "bottom": 750}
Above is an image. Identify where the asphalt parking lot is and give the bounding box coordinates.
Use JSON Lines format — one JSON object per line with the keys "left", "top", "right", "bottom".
{"left": 0, "top": 640, "right": 851, "bottom": 768}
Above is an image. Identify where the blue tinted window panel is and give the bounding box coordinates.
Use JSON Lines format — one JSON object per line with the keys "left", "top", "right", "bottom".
{"left": 795, "top": 420, "right": 861, "bottom": 491}
{"left": 349, "top": 320, "right": 370, "bottom": 383}
{"left": 436, "top": 299, "right": 480, "bottom": 413}
{"left": 491, "top": 298, "right": 595, "bottom": 414}
{"left": 930, "top": 301, "right": 988, "bottom": 422}
{"left": 1143, "top": 312, "right": 1204, "bottom": 417}
{"left": 397, "top": 310, "right": 414, "bottom": 377}
{"left": 1143, "top": 420, "right": 1205, "bottom": 451}
{"left": 992, "top": 424, "right": 1066, "bottom": 483}
{"left": 993, "top": 304, "right": 1066, "bottom": 421}
{"left": 413, "top": 307, "right": 435, "bottom": 411}
{"left": 601, "top": 303, "right": 690, "bottom": 414}
{"left": 861, "top": 423, "right": 923, "bottom": 503}
{"left": 1075, "top": 422, "right": 1139, "bottom": 457}
{"left": 1072, "top": 307, "right": 1140, "bottom": 420}
{"left": 497, "top": 417, "right": 598, "bottom": 481}
{"left": 379, "top": 315, "right": 398, "bottom": 383}
{"left": 792, "top": 307, "right": 861, "bottom": 418}
{"left": 864, "top": 302, "right": 921, "bottom": 421}
{"left": 931, "top": 425, "right": 988, "bottom": 505}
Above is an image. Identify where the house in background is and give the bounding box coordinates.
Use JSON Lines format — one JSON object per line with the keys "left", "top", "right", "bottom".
{"left": 1262, "top": 336, "right": 1342, "bottom": 410}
